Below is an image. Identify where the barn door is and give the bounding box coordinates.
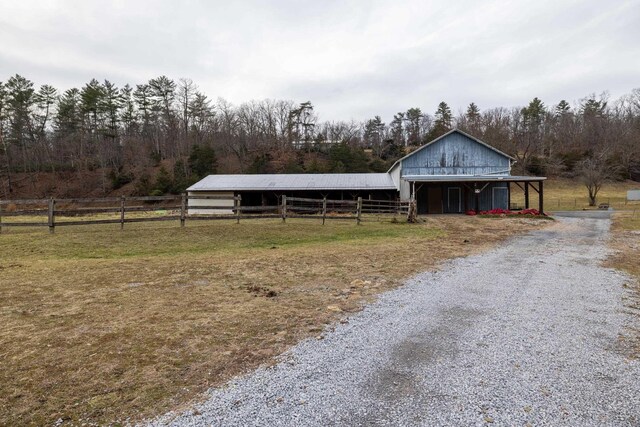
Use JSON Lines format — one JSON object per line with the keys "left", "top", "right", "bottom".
{"left": 492, "top": 187, "right": 508, "bottom": 210}
{"left": 427, "top": 187, "right": 443, "bottom": 214}
{"left": 447, "top": 187, "right": 462, "bottom": 213}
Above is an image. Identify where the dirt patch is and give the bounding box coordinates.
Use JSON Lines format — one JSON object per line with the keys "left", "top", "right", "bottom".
{"left": 0, "top": 217, "right": 550, "bottom": 425}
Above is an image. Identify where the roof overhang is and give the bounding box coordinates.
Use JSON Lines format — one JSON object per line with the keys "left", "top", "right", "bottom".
{"left": 402, "top": 175, "right": 546, "bottom": 183}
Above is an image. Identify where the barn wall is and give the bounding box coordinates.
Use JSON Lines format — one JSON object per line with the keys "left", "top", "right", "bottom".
{"left": 187, "top": 191, "right": 235, "bottom": 215}
{"left": 416, "top": 182, "right": 509, "bottom": 214}
{"left": 401, "top": 132, "right": 511, "bottom": 177}
{"left": 465, "top": 182, "right": 509, "bottom": 211}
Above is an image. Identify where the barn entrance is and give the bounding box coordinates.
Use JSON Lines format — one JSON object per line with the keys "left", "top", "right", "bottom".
{"left": 427, "top": 187, "right": 443, "bottom": 214}
{"left": 416, "top": 184, "right": 465, "bottom": 214}
{"left": 408, "top": 177, "right": 546, "bottom": 215}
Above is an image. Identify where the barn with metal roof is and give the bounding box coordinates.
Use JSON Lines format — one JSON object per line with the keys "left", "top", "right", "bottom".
{"left": 187, "top": 129, "right": 546, "bottom": 215}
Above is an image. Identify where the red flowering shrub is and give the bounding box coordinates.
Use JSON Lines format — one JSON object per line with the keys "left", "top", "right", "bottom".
{"left": 466, "top": 208, "right": 546, "bottom": 217}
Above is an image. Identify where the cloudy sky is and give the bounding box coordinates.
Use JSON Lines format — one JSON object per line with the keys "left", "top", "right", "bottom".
{"left": 1, "top": 0, "right": 638, "bottom": 121}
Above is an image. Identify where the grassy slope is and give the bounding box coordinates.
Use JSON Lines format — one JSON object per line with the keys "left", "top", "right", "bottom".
{"left": 0, "top": 217, "right": 550, "bottom": 425}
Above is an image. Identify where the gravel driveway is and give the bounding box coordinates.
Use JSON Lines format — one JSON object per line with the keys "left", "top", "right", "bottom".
{"left": 149, "top": 217, "right": 640, "bottom": 426}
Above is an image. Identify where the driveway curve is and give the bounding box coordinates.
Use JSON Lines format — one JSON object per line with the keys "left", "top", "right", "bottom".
{"left": 150, "top": 217, "right": 640, "bottom": 427}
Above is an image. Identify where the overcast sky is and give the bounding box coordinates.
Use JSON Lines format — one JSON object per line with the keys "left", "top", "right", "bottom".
{"left": 1, "top": 0, "right": 638, "bottom": 121}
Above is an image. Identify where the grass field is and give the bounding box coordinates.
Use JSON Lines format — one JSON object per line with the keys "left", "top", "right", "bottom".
{"left": 607, "top": 210, "right": 640, "bottom": 358}
{"left": 510, "top": 178, "right": 640, "bottom": 211}
{"left": 0, "top": 216, "right": 551, "bottom": 425}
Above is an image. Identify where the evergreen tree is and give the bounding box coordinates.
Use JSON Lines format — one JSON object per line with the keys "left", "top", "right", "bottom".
{"left": 404, "top": 108, "right": 423, "bottom": 145}
{"left": 188, "top": 144, "right": 217, "bottom": 179}
{"left": 5, "top": 74, "right": 36, "bottom": 172}
{"left": 465, "top": 102, "right": 482, "bottom": 134}
{"left": 390, "top": 112, "right": 405, "bottom": 146}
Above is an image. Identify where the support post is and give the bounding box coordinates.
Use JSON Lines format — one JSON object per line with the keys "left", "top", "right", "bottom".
{"left": 524, "top": 182, "right": 530, "bottom": 209}
{"left": 235, "top": 195, "right": 241, "bottom": 224}
{"left": 120, "top": 195, "right": 126, "bottom": 230}
{"left": 474, "top": 183, "right": 480, "bottom": 214}
{"left": 538, "top": 180, "right": 544, "bottom": 215}
{"left": 48, "top": 197, "right": 55, "bottom": 234}
{"left": 356, "top": 197, "right": 362, "bottom": 225}
{"left": 180, "top": 193, "right": 186, "bottom": 227}
{"left": 0, "top": 200, "right": 3, "bottom": 234}
{"left": 322, "top": 197, "right": 327, "bottom": 225}
{"left": 281, "top": 195, "right": 287, "bottom": 223}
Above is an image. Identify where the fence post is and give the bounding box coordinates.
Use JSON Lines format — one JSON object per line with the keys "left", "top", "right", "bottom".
{"left": 120, "top": 195, "right": 126, "bottom": 230}
{"left": 322, "top": 197, "right": 327, "bottom": 225}
{"left": 48, "top": 197, "right": 55, "bottom": 234}
{"left": 281, "top": 195, "right": 287, "bottom": 223}
{"left": 408, "top": 198, "right": 417, "bottom": 223}
{"left": 235, "top": 194, "right": 241, "bottom": 224}
{"left": 180, "top": 193, "right": 186, "bottom": 227}
{"left": 356, "top": 197, "right": 362, "bottom": 225}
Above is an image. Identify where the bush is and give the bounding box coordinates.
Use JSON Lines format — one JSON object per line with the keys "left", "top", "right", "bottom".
{"left": 108, "top": 167, "right": 133, "bottom": 190}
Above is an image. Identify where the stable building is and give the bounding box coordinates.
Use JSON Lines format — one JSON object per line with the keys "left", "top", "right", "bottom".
{"left": 187, "top": 129, "right": 546, "bottom": 215}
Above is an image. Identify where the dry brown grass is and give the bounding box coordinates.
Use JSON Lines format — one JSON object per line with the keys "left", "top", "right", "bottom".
{"left": 0, "top": 216, "right": 551, "bottom": 425}
{"left": 607, "top": 211, "right": 640, "bottom": 357}
{"left": 510, "top": 178, "right": 640, "bottom": 211}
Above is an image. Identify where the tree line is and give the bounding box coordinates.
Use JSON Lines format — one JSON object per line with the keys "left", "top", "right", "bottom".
{"left": 0, "top": 74, "right": 638, "bottom": 198}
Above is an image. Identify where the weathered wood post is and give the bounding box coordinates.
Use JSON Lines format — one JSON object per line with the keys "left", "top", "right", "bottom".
{"left": 407, "top": 198, "right": 417, "bottom": 223}
{"left": 180, "top": 193, "right": 187, "bottom": 227}
{"left": 524, "top": 182, "right": 530, "bottom": 209}
{"left": 281, "top": 195, "right": 287, "bottom": 223}
{"left": 538, "top": 180, "right": 544, "bottom": 215}
{"left": 322, "top": 197, "right": 327, "bottom": 225}
{"left": 0, "top": 199, "right": 3, "bottom": 234}
{"left": 235, "top": 194, "right": 241, "bottom": 224}
{"left": 356, "top": 197, "right": 362, "bottom": 225}
{"left": 120, "top": 195, "right": 126, "bottom": 230}
{"left": 48, "top": 197, "right": 55, "bottom": 234}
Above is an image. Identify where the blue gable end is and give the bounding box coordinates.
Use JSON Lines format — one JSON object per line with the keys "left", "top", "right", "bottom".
{"left": 400, "top": 130, "right": 512, "bottom": 177}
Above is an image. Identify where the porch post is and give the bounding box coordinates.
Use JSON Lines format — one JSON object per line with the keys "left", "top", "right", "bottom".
{"left": 474, "top": 182, "right": 480, "bottom": 214}
{"left": 524, "top": 182, "right": 530, "bottom": 209}
{"left": 538, "top": 180, "right": 544, "bottom": 214}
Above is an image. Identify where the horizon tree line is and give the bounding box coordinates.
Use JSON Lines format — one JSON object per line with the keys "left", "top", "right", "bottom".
{"left": 0, "top": 74, "right": 639, "bottom": 202}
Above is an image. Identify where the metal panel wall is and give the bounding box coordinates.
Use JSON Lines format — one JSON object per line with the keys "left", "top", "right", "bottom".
{"left": 188, "top": 191, "right": 235, "bottom": 215}
{"left": 463, "top": 182, "right": 509, "bottom": 211}
{"left": 400, "top": 132, "right": 511, "bottom": 177}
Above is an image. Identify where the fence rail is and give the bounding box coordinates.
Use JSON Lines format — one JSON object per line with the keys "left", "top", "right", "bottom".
{"left": 0, "top": 194, "right": 412, "bottom": 233}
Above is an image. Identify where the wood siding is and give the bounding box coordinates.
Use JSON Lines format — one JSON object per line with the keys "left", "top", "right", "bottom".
{"left": 400, "top": 132, "right": 511, "bottom": 177}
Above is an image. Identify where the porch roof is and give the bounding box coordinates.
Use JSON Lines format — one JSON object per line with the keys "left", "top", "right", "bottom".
{"left": 402, "top": 175, "right": 546, "bottom": 183}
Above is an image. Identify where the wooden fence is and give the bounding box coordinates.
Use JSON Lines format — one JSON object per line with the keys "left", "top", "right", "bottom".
{"left": 0, "top": 194, "right": 412, "bottom": 233}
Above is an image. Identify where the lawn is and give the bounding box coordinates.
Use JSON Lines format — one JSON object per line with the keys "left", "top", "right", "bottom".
{"left": 0, "top": 216, "right": 550, "bottom": 425}
{"left": 510, "top": 178, "right": 639, "bottom": 211}
{"left": 607, "top": 210, "right": 640, "bottom": 359}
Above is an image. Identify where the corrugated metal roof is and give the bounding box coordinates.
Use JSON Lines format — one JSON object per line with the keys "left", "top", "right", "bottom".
{"left": 187, "top": 173, "right": 398, "bottom": 191}
{"left": 402, "top": 175, "right": 547, "bottom": 182}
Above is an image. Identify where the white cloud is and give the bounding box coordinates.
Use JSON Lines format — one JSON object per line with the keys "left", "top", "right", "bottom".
{"left": 0, "top": 0, "right": 638, "bottom": 121}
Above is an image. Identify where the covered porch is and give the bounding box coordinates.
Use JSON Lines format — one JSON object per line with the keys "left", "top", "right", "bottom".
{"left": 403, "top": 175, "right": 546, "bottom": 215}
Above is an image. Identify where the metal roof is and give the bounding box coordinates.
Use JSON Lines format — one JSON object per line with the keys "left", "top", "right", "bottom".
{"left": 402, "top": 175, "right": 547, "bottom": 182}
{"left": 187, "top": 173, "right": 398, "bottom": 192}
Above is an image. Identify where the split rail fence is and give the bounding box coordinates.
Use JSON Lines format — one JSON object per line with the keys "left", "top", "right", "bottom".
{"left": 0, "top": 194, "right": 412, "bottom": 233}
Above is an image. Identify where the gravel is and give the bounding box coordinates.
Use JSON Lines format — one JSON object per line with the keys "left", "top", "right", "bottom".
{"left": 147, "top": 217, "right": 640, "bottom": 426}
